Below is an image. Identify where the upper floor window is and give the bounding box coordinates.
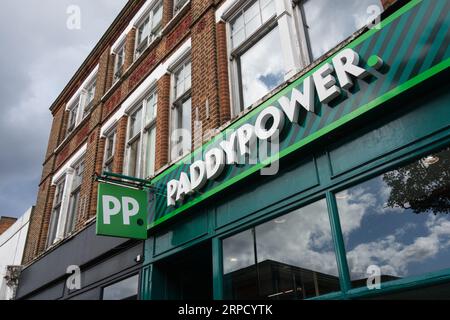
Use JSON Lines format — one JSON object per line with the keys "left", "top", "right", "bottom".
{"left": 298, "top": 0, "right": 383, "bottom": 61}
{"left": 135, "top": 0, "right": 163, "bottom": 59}
{"left": 228, "top": 0, "right": 285, "bottom": 113}
{"left": 174, "top": 0, "right": 189, "bottom": 15}
{"left": 103, "top": 128, "right": 116, "bottom": 173}
{"left": 65, "top": 159, "right": 85, "bottom": 235}
{"left": 47, "top": 154, "right": 86, "bottom": 248}
{"left": 83, "top": 78, "right": 96, "bottom": 116}
{"left": 170, "top": 58, "right": 191, "bottom": 161}
{"left": 65, "top": 70, "right": 98, "bottom": 137}
{"left": 126, "top": 90, "right": 158, "bottom": 178}
{"left": 67, "top": 97, "right": 80, "bottom": 135}
{"left": 114, "top": 43, "right": 126, "bottom": 82}
{"left": 47, "top": 177, "right": 66, "bottom": 247}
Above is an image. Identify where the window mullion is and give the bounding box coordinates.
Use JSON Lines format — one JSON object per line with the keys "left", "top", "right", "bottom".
{"left": 325, "top": 191, "right": 351, "bottom": 294}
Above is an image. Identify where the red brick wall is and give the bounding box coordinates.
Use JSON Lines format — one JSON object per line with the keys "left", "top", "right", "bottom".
{"left": 0, "top": 217, "right": 17, "bottom": 236}
{"left": 155, "top": 74, "right": 171, "bottom": 171}
{"left": 113, "top": 116, "right": 129, "bottom": 174}
{"left": 382, "top": 0, "right": 397, "bottom": 9}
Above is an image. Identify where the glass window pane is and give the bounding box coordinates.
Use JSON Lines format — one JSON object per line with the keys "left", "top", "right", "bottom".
{"left": 232, "top": 28, "right": 245, "bottom": 48}
{"left": 152, "top": 4, "right": 163, "bottom": 31}
{"left": 47, "top": 207, "right": 61, "bottom": 246}
{"left": 130, "top": 108, "right": 142, "bottom": 137}
{"left": 245, "top": 15, "right": 262, "bottom": 38}
{"left": 244, "top": 1, "right": 260, "bottom": 25}
{"left": 336, "top": 147, "right": 450, "bottom": 288}
{"left": 223, "top": 229, "right": 258, "bottom": 299}
{"left": 261, "top": 0, "right": 276, "bottom": 22}
{"left": 145, "top": 127, "right": 156, "bottom": 177}
{"left": 66, "top": 191, "right": 80, "bottom": 234}
{"left": 303, "top": 0, "right": 383, "bottom": 60}
{"left": 181, "top": 97, "right": 192, "bottom": 151}
{"left": 102, "top": 275, "right": 139, "bottom": 300}
{"left": 145, "top": 93, "right": 157, "bottom": 123}
{"left": 222, "top": 199, "right": 340, "bottom": 300}
{"left": 239, "top": 26, "right": 285, "bottom": 109}
{"left": 231, "top": 14, "right": 244, "bottom": 35}
{"left": 184, "top": 62, "right": 191, "bottom": 91}
{"left": 255, "top": 199, "right": 340, "bottom": 299}
{"left": 128, "top": 138, "right": 140, "bottom": 177}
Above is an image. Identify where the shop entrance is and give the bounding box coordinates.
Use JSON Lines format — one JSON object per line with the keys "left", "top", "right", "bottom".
{"left": 153, "top": 241, "right": 213, "bottom": 300}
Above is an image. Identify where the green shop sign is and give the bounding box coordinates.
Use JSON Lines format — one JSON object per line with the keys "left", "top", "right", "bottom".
{"left": 96, "top": 0, "right": 449, "bottom": 238}
{"left": 96, "top": 183, "right": 148, "bottom": 239}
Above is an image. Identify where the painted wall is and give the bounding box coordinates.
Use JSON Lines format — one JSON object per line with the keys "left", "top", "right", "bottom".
{"left": 0, "top": 207, "right": 32, "bottom": 300}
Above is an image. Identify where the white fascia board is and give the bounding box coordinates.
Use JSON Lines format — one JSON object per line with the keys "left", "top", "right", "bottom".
{"left": 52, "top": 143, "right": 87, "bottom": 184}
{"left": 101, "top": 38, "right": 192, "bottom": 137}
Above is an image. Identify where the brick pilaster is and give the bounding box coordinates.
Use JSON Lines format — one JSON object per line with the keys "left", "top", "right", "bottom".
{"left": 155, "top": 74, "right": 171, "bottom": 170}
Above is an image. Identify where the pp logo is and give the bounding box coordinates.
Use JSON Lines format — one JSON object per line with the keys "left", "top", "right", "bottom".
{"left": 96, "top": 183, "right": 148, "bottom": 240}
{"left": 102, "top": 196, "right": 141, "bottom": 226}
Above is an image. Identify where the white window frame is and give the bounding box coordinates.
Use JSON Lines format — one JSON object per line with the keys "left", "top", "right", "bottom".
{"left": 47, "top": 149, "right": 86, "bottom": 247}
{"left": 47, "top": 176, "right": 67, "bottom": 247}
{"left": 66, "top": 96, "right": 83, "bottom": 136}
{"left": 173, "top": 0, "right": 189, "bottom": 15}
{"left": 113, "top": 42, "right": 126, "bottom": 83}
{"left": 135, "top": 0, "right": 163, "bottom": 59}
{"left": 224, "top": 0, "right": 302, "bottom": 116}
{"left": 169, "top": 56, "right": 192, "bottom": 162}
{"left": 124, "top": 88, "right": 158, "bottom": 179}
{"left": 83, "top": 77, "right": 97, "bottom": 117}
{"left": 103, "top": 127, "right": 117, "bottom": 174}
{"left": 65, "top": 158, "right": 85, "bottom": 236}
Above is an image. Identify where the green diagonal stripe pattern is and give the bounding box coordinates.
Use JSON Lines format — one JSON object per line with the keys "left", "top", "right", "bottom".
{"left": 147, "top": 0, "right": 450, "bottom": 230}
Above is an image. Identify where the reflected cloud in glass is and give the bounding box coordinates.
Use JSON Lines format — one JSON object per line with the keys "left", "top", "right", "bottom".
{"left": 336, "top": 147, "right": 450, "bottom": 287}
{"left": 303, "top": 0, "right": 383, "bottom": 60}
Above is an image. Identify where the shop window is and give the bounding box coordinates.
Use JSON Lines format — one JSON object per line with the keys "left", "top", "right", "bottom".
{"left": 298, "top": 0, "right": 383, "bottom": 61}
{"left": 47, "top": 177, "right": 66, "bottom": 247}
{"left": 228, "top": 0, "right": 286, "bottom": 113}
{"left": 103, "top": 128, "right": 116, "bottom": 173}
{"left": 336, "top": 147, "right": 450, "bottom": 289}
{"left": 135, "top": 0, "right": 163, "bottom": 59}
{"left": 170, "top": 58, "right": 192, "bottom": 161}
{"left": 65, "top": 159, "right": 84, "bottom": 235}
{"left": 102, "top": 274, "right": 139, "bottom": 300}
{"left": 125, "top": 90, "right": 158, "bottom": 178}
{"left": 113, "top": 43, "right": 125, "bottom": 83}
{"left": 222, "top": 199, "right": 340, "bottom": 300}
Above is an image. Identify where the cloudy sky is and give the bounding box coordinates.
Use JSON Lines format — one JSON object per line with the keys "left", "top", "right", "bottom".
{"left": 0, "top": 0, "right": 127, "bottom": 218}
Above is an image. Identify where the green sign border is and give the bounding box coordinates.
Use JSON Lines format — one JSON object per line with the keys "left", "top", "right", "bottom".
{"left": 148, "top": 0, "right": 449, "bottom": 230}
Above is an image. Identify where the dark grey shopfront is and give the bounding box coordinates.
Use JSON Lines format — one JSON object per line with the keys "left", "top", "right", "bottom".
{"left": 16, "top": 222, "right": 143, "bottom": 300}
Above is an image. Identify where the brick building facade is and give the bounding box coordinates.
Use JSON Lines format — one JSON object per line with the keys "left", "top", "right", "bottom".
{"left": 18, "top": 0, "right": 450, "bottom": 301}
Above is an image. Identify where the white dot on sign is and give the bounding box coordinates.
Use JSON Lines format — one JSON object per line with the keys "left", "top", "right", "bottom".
{"left": 230, "top": 258, "right": 238, "bottom": 262}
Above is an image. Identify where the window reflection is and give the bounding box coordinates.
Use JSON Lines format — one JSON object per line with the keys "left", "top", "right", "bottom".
{"left": 102, "top": 274, "right": 139, "bottom": 300}
{"left": 302, "top": 0, "right": 383, "bottom": 60}
{"left": 336, "top": 147, "right": 450, "bottom": 288}
{"left": 223, "top": 199, "right": 340, "bottom": 299}
{"left": 239, "top": 26, "right": 285, "bottom": 109}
